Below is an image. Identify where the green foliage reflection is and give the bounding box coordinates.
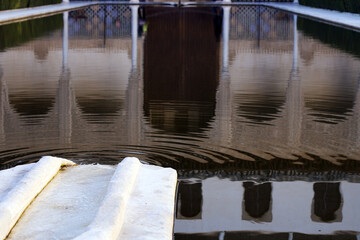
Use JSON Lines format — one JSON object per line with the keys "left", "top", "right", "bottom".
{"left": 0, "top": 14, "right": 63, "bottom": 51}
{"left": 297, "top": 17, "right": 360, "bottom": 59}
{"left": 0, "top": 0, "right": 61, "bottom": 10}
{"left": 299, "top": 0, "right": 360, "bottom": 14}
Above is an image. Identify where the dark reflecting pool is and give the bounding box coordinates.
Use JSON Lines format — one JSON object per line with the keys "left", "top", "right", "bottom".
{"left": 0, "top": 4, "right": 360, "bottom": 238}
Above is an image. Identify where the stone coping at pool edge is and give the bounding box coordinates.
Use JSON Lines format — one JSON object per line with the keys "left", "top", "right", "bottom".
{"left": 0, "top": 2, "right": 360, "bottom": 31}
{"left": 0, "top": 156, "right": 177, "bottom": 240}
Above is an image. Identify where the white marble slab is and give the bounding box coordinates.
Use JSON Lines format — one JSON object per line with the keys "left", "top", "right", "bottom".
{"left": 0, "top": 156, "right": 177, "bottom": 240}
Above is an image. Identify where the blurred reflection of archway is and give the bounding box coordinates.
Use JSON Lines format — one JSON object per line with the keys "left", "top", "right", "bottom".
{"left": 242, "top": 182, "right": 272, "bottom": 222}
{"left": 228, "top": 7, "right": 291, "bottom": 125}
{"left": 312, "top": 182, "right": 342, "bottom": 222}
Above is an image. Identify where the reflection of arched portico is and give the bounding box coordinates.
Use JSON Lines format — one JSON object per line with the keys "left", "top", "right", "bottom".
{"left": 208, "top": 8, "right": 360, "bottom": 163}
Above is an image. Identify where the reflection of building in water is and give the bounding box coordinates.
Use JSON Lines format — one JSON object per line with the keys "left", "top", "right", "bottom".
{"left": 143, "top": 7, "right": 221, "bottom": 134}
{"left": 175, "top": 178, "right": 360, "bottom": 236}
{"left": 1, "top": 5, "right": 360, "bottom": 168}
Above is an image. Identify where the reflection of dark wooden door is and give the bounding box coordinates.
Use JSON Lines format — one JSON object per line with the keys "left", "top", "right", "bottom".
{"left": 143, "top": 7, "right": 222, "bottom": 133}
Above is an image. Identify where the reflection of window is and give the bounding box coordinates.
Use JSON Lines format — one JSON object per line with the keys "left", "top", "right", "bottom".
{"left": 242, "top": 182, "right": 272, "bottom": 222}
{"left": 312, "top": 182, "right": 342, "bottom": 222}
{"left": 176, "top": 181, "right": 202, "bottom": 219}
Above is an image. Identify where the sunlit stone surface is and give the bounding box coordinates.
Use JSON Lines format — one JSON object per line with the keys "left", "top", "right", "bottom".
{"left": 0, "top": 156, "right": 177, "bottom": 240}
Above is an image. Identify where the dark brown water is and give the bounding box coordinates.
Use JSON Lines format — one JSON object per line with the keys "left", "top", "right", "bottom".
{"left": 0, "top": 5, "right": 360, "bottom": 238}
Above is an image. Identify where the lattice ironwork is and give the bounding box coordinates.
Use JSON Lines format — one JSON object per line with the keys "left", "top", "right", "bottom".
{"left": 68, "top": 5, "right": 132, "bottom": 38}
{"left": 229, "top": 6, "right": 294, "bottom": 40}
{"left": 67, "top": 5, "right": 294, "bottom": 41}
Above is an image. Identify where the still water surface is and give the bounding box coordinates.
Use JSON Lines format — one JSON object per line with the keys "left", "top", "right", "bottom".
{"left": 0, "top": 5, "right": 360, "bottom": 239}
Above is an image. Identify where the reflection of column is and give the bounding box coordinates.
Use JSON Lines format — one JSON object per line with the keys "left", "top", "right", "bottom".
{"left": 126, "top": 5, "right": 142, "bottom": 145}
{"left": 131, "top": 5, "right": 139, "bottom": 69}
{"left": 58, "top": 69, "right": 72, "bottom": 144}
{"left": 213, "top": 6, "right": 232, "bottom": 144}
{"left": 284, "top": 15, "right": 302, "bottom": 146}
{"left": 58, "top": 12, "right": 72, "bottom": 144}
{"left": 126, "top": 69, "right": 142, "bottom": 145}
{"left": 0, "top": 67, "right": 6, "bottom": 143}
{"left": 215, "top": 70, "right": 232, "bottom": 144}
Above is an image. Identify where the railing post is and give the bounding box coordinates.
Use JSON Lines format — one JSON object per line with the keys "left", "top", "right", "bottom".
{"left": 59, "top": 11, "right": 72, "bottom": 144}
